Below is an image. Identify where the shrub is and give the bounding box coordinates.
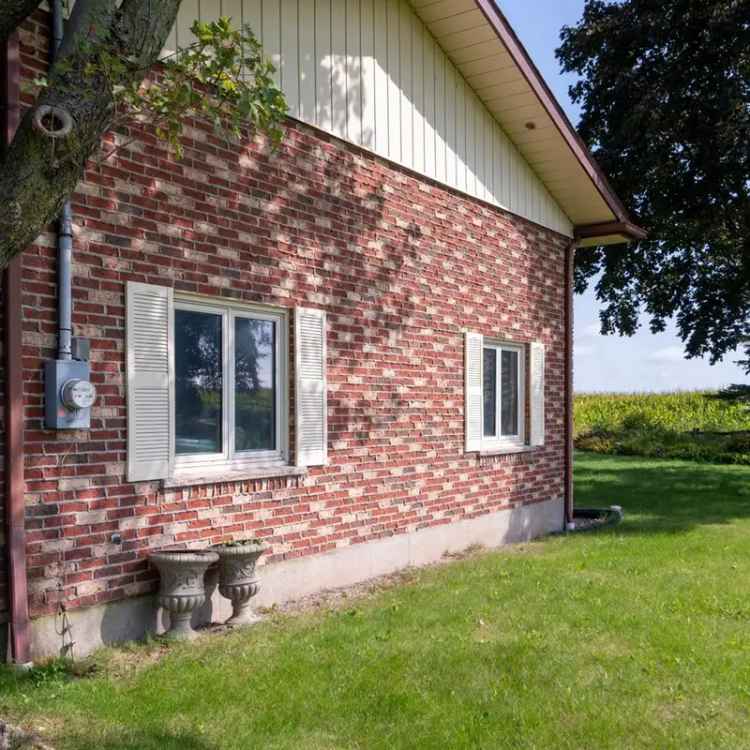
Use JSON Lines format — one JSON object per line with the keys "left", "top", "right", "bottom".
{"left": 725, "top": 433, "right": 750, "bottom": 454}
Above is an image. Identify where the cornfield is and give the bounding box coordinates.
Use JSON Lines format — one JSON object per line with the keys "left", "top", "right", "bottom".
{"left": 575, "top": 390, "right": 750, "bottom": 436}
{"left": 574, "top": 390, "right": 750, "bottom": 464}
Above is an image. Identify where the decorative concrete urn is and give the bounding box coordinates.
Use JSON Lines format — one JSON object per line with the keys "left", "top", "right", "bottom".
{"left": 150, "top": 550, "right": 219, "bottom": 640}
{"left": 212, "top": 540, "right": 268, "bottom": 626}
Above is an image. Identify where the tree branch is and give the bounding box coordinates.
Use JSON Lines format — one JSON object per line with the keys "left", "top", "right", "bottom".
{"left": 0, "top": 0, "right": 39, "bottom": 45}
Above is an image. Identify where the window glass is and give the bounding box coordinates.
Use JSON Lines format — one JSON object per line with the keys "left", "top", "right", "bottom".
{"left": 175, "top": 309, "right": 223, "bottom": 455}
{"left": 501, "top": 349, "right": 520, "bottom": 436}
{"left": 483, "top": 347, "right": 497, "bottom": 437}
{"left": 235, "top": 317, "right": 276, "bottom": 451}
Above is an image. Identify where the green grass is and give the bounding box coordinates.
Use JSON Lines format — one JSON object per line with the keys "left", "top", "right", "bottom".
{"left": 575, "top": 390, "right": 750, "bottom": 464}
{"left": 4, "top": 453, "right": 750, "bottom": 749}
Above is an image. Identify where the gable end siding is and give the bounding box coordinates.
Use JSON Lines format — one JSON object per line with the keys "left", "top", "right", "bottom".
{"left": 168, "top": 0, "right": 573, "bottom": 237}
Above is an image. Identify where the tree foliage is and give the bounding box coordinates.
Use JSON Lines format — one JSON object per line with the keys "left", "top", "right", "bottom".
{"left": 557, "top": 0, "right": 750, "bottom": 372}
{"left": 0, "top": 1, "right": 286, "bottom": 268}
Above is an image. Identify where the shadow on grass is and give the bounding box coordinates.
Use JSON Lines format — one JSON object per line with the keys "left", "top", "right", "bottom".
{"left": 574, "top": 452, "right": 750, "bottom": 535}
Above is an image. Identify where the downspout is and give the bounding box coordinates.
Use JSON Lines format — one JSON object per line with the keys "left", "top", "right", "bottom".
{"left": 563, "top": 239, "right": 576, "bottom": 529}
{"left": 53, "top": 0, "right": 73, "bottom": 362}
{"left": 2, "top": 32, "right": 31, "bottom": 666}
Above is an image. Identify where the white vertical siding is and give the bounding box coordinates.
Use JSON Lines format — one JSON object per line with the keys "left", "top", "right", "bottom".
{"left": 280, "top": 0, "right": 299, "bottom": 118}
{"left": 412, "top": 18, "right": 424, "bottom": 176}
{"left": 455, "top": 74, "right": 466, "bottom": 193}
{"left": 444, "top": 58, "right": 457, "bottom": 187}
{"left": 387, "top": 0, "right": 402, "bottom": 164}
{"left": 299, "top": 0, "right": 317, "bottom": 123}
{"left": 422, "top": 29, "right": 435, "bottom": 179}
{"left": 315, "top": 0, "right": 332, "bottom": 132}
{"left": 345, "top": 0, "right": 362, "bottom": 146}
{"left": 360, "top": 0, "right": 376, "bottom": 151}
{"left": 399, "top": 1, "right": 413, "bottom": 170}
{"left": 175, "top": 0, "right": 199, "bottom": 51}
{"left": 372, "top": 0, "right": 389, "bottom": 157}
{"left": 330, "top": 0, "right": 347, "bottom": 140}
{"left": 223, "top": 0, "right": 244, "bottom": 29}
{"left": 171, "top": 0, "right": 573, "bottom": 236}
{"left": 262, "top": 0, "right": 282, "bottom": 88}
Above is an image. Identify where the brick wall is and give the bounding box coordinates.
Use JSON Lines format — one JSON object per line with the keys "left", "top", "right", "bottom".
{"left": 8, "top": 11, "right": 569, "bottom": 619}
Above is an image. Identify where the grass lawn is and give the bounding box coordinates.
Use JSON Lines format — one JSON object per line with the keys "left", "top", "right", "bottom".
{"left": 3, "top": 452, "right": 750, "bottom": 749}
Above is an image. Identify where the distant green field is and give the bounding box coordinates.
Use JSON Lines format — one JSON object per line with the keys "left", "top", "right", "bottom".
{"left": 574, "top": 390, "right": 750, "bottom": 464}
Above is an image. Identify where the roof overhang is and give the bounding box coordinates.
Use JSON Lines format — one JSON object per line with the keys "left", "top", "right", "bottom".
{"left": 575, "top": 221, "right": 648, "bottom": 248}
{"left": 410, "top": 0, "right": 646, "bottom": 245}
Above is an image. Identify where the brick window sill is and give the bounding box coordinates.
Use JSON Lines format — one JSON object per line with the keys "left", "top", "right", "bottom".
{"left": 162, "top": 465, "right": 307, "bottom": 489}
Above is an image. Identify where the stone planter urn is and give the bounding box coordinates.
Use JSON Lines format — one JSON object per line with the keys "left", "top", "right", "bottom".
{"left": 212, "top": 540, "right": 268, "bottom": 626}
{"left": 150, "top": 550, "right": 219, "bottom": 640}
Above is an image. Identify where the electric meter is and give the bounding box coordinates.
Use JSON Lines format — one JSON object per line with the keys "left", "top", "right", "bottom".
{"left": 61, "top": 378, "right": 97, "bottom": 411}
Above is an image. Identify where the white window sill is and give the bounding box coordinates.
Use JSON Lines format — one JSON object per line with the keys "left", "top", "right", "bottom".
{"left": 162, "top": 464, "right": 307, "bottom": 489}
{"left": 477, "top": 445, "right": 541, "bottom": 457}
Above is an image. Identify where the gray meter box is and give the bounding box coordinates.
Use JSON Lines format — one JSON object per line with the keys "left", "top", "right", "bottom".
{"left": 45, "top": 359, "right": 94, "bottom": 430}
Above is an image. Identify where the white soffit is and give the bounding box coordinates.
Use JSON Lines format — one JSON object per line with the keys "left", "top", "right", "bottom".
{"left": 410, "top": 0, "right": 625, "bottom": 230}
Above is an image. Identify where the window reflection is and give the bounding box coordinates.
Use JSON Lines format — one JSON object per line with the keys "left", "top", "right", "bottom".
{"left": 235, "top": 318, "right": 276, "bottom": 451}
{"left": 175, "top": 310, "right": 223, "bottom": 455}
{"left": 483, "top": 347, "right": 497, "bottom": 437}
{"left": 501, "top": 349, "right": 519, "bottom": 436}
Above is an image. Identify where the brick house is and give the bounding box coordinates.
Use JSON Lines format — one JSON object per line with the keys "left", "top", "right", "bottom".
{"left": 0, "top": 0, "right": 644, "bottom": 663}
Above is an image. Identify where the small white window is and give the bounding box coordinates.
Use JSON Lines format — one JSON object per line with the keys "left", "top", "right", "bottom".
{"left": 173, "top": 299, "right": 288, "bottom": 473}
{"left": 481, "top": 341, "right": 525, "bottom": 450}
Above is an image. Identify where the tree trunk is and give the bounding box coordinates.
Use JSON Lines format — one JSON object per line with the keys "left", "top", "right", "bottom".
{"left": 0, "top": 0, "right": 182, "bottom": 270}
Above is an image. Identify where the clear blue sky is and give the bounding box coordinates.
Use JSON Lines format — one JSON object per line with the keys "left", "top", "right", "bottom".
{"left": 500, "top": 0, "right": 747, "bottom": 393}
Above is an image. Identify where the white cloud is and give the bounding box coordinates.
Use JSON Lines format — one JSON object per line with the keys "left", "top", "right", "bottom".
{"left": 582, "top": 322, "right": 602, "bottom": 338}
{"left": 647, "top": 345, "right": 687, "bottom": 363}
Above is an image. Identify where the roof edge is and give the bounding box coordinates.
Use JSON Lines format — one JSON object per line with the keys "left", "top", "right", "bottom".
{"left": 575, "top": 220, "right": 648, "bottom": 247}
{"left": 474, "top": 0, "right": 636, "bottom": 227}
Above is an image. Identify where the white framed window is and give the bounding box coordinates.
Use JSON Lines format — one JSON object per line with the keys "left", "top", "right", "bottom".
{"left": 126, "top": 282, "right": 328, "bottom": 483}
{"left": 464, "top": 331, "right": 545, "bottom": 454}
{"left": 481, "top": 341, "right": 525, "bottom": 450}
{"left": 173, "top": 298, "right": 289, "bottom": 473}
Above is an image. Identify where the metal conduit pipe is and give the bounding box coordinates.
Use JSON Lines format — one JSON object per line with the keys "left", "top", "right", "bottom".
{"left": 44, "top": 1, "right": 95, "bottom": 433}
{"left": 53, "top": 0, "right": 73, "bottom": 362}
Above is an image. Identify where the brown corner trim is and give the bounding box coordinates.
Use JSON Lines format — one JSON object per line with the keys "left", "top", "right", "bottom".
{"left": 2, "top": 32, "right": 31, "bottom": 666}
{"left": 575, "top": 220, "right": 648, "bottom": 244}
{"left": 473, "top": 0, "right": 640, "bottom": 229}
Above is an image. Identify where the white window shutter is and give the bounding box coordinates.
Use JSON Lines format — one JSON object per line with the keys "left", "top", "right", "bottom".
{"left": 126, "top": 282, "right": 174, "bottom": 482}
{"left": 295, "top": 307, "right": 327, "bottom": 467}
{"left": 465, "top": 331, "right": 483, "bottom": 452}
{"left": 530, "top": 341, "right": 546, "bottom": 447}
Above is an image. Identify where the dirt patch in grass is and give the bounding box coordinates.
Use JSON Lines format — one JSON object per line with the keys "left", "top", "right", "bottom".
{"left": 92, "top": 640, "right": 172, "bottom": 681}
{"left": 0, "top": 718, "right": 56, "bottom": 749}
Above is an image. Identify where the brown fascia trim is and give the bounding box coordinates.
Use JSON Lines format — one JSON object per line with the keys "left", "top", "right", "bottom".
{"left": 575, "top": 220, "right": 648, "bottom": 244}
{"left": 2, "top": 32, "right": 31, "bottom": 667}
{"left": 474, "top": 0, "right": 643, "bottom": 234}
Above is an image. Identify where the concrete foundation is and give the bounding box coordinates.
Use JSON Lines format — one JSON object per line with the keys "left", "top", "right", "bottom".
{"left": 29, "top": 496, "right": 563, "bottom": 661}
